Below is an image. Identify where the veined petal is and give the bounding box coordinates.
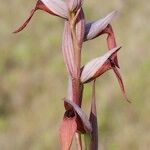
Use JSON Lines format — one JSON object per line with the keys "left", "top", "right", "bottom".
{"left": 41, "top": 0, "right": 68, "bottom": 18}
{"left": 13, "top": 0, "right": 67, "bottom": 33}
{"left": 64, "top": 99, "right": 92, "bottom": 133}
{"left": 84, "top": 11, "right": 117, "bottom": 41}
{"left": 62, "top": 21, "right": 75, "bottom": 77}
{"left": 80, "top": 46, "right": 121, "bottom": 83}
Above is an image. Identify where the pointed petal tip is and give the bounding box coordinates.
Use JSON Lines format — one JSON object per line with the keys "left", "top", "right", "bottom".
{"left": 104, "top": 10, "right": 118, "bottom": 23}
{"left": 12, "top": 9, "right": 36, "bottom": 34}
{"left": 107, "top": 10, "right": 118, "bottom": 21}
{"left": 111, "top": 10, "right": 118, "bottom": 16}
{"left": 13, "top": 24, "right": 27, "bottom": 34}
{"left": 63, "top": 99, "right": 92, "bottom": 133}
{"left": 102, "top": 10, "right": 118, "bottom": 24}
{"left": 109, "top": 46, "right": 121, "bottom": 55}
{"left": 116, "top": 46, "right": 121, "bottom": 51}
{"left": 108, "top": 46, "right": 121, "bottom": 56}
{"left": 112, "top": 67, "right": 131, "bottom": 103}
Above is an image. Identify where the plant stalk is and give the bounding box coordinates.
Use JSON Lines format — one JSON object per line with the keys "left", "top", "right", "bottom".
{"left": 69, "top": 10, "right": 82, "bottom": 106}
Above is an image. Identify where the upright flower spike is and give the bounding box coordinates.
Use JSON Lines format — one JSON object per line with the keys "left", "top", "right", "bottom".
{"left": 14, "top": 1, "right": 130, "bottom": 149}
{"left": 13, "top": 0, "right": 68, "bottom": 33}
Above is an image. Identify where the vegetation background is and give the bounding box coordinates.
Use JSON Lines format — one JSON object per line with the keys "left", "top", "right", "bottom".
{"left": 0, "top": 0, "right": 150, "bottom": 149}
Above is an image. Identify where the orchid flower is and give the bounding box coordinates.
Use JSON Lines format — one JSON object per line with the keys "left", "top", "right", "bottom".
{"left": 14, "top": 0, "right": 130, "bottom": 149}
{"left": 13, "top": 0, "right": 68, "bottom": 33}
{"left": 84, "top": 13, "right": 130, "bottom": 102}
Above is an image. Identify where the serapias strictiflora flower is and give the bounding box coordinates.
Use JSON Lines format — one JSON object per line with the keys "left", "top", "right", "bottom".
{"left": 13, "top": 0, "right": 68, "bottom": 33}
{"left": 83, "top": 14, "right": 130, "bottom": 102}
{"left": 81, "top": 46, "right": 121, "bottom": 83}
{"left": 14, "top": 1, "right": 130, "bottom": 149}
{"left": 84, "top": 11, "right": 117, "bottom": 41}
{"left": 103, "top": 24, "right": 130, "bottom": 102}
{"left": 13, "top": 0, "right": 85, "bottom": 33}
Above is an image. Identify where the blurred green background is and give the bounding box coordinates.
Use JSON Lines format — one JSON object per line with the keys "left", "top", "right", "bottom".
{"left": 0, "top": 0, "right": 150, "bottom": 150}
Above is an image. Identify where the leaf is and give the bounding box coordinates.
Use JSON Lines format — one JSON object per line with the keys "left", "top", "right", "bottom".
{"left": 80, "top": 46, "right": 121, "bottom": 83}
{"left": 60, "top": 115, "right": 77, "bottom": 150}
{"left": 89, "top": 80, "right": 98, "bottom": 150}
{"left": 76, "top": 8, "right": 85, "bottom": 48}
{"left": 84, "top": 11, "right": 117, "bottom": 41}
{"left": 62, "top": 21, "right": 75, "bottom": 77}
{"left": 112, "top": 67, "right": 131, "bottom": 103}
{"left": 64, "top": 99, "right": 92, "bottom": 133}
{"left": 13, "top": 0, "right": 67, "bottom": 33}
